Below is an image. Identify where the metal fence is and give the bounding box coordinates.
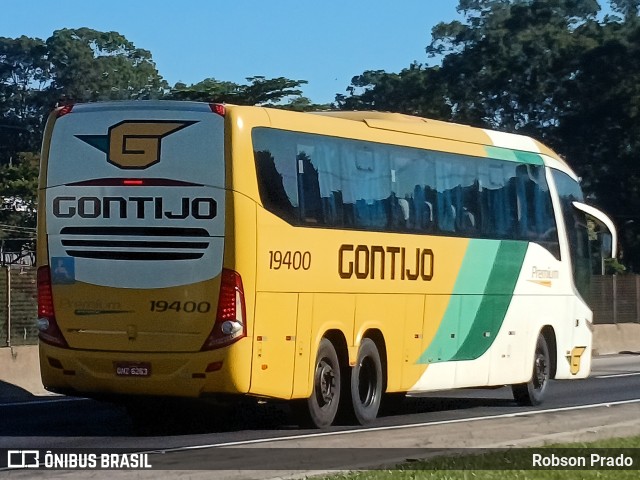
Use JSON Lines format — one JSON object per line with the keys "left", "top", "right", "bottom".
{"left": 590, "top": 275, "right": 640, "bottom": 324}
{"left": 0, "top": 240, "right": 35, "bottom": 267}
{"left": 0, "top": 265, "right": 38, "bottom": 346}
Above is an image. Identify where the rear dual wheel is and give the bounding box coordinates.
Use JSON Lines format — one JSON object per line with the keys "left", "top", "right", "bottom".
{"left": 294, "top": 338, "right": 341, "bottom": 428}
{"left": 295, "top": 337, "right": 384, "bottom": 428}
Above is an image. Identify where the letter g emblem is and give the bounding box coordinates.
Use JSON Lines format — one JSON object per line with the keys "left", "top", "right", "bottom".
{"left": 76, "top": 120, "right": 197, "bottom": 169}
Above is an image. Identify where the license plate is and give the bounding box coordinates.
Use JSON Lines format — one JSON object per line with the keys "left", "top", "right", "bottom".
{"left": 114, "top": 362, "right": 151, "bottom": 377}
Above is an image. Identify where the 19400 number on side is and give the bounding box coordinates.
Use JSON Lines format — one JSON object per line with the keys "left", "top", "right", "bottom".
{"left": 269, "top": 250, "right": 311, "bottom": 270}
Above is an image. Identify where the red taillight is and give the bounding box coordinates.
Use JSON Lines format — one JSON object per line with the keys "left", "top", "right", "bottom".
{"left": 37, "top": 267, "right": 54, "bottom": 318}
{"left": 123, "top": 179, "right": 144, "bottom": 186}
{"left": 201, "top": 269, "right": 247, "bottom": 351}
{"left": 37, "top": 266, "right": 68, "bottom": 348}
{"left": 209, "top": 103, "right": 226, "bottom": 116}
{"left": 56, "top": 104, "right": 74, "bottom": 118}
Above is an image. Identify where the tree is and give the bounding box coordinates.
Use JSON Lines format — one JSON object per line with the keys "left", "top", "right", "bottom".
{"left": 336, "top": 63, "right": 451, "bottom": 119}
{"left": 0, "top": 36, "right": 51, "bottom": 165}
{"left": 338, "top": 1, "right": 602, "bottom": 132}
{"left": 169, "top": 76, "right": 312, "bottom": 107}
{"left": 610, "top": 0, "right": 640, "bottom": 19}
{"left": 46, "top": 28, "right": 168, "bottom": 103}
{"left": 0, "top": 152, "right": 38, "bottom": 253}
{"left": 426, "top": 0, "right": 602, "bottom": 133}
{"left": 277, "top": 95, "right": 332, "bottom": 112}
{"left": 553, "top": 16, "right": 640, "bottom": 270}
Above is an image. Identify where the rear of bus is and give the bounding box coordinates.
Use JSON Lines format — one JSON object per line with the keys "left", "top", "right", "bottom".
{"left": 37, "top": 101, "right": 251, "bottom": 398}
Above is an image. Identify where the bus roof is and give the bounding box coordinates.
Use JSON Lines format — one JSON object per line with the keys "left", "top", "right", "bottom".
{"left": 313, "top": 110, "right": 569, "bottom": 169}
{"left": 53, "top": 101, "right": 573, "bottom": 174}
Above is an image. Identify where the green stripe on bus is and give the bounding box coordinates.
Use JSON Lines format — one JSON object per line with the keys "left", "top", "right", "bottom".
{"left": 484, "top": 146, "right": 544, "bottom": 165}
{"left": 514, "top": 150, "right": 544, "bottom": 166}
{"left": 451, "top": 241, "right": 528, "bottom": 361}
{"left": 417, "top": 240, "right": 500, "bottom": 364}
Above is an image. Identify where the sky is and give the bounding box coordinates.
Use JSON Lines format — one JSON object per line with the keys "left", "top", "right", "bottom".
{"left": 1, "top": 0, "right": 461, "bottom": 104}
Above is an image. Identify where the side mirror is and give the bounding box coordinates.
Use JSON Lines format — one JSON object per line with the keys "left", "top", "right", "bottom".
{"left": 572, "top": 201, "right": 617, "bottom": 259}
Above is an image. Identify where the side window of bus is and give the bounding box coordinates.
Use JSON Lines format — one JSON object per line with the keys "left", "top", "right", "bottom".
{"left": 353, "top": 145, "right": 393, "bottom": 230}
{"left": 519, "top": 164, "right": 559, "bottom": 258}
{"left": 478, "top": 162, "right": 516, "bottom": 239}
{"left": 297, "top": 146, "right": 323, "bottom": 224}
{"left": 253, "top": 129, "right": 299, "bottom": 224}
{"left": 390, "top": 152, "right": 436, "bottom": 232}
{"left": 252, "top": 127, "right": 560, "bottom": 259}
{"left": 551, "top": 170, "right": 591, "bottom": 300}
{"left": 309, "top": 140, "right": 357, "bottom": 228}
{"left": 295, "top": 137, "right": 396, "bottom": 231}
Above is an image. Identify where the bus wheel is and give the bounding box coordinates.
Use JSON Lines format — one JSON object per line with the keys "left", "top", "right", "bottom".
{"left": 350, "top": 338, "right": 383, "bottom": 425}
{"left": 294, "top": 338, "right": 341, "bottom": 428}
{"left": 512, "top": 334, "right": 550, "bottom": 406}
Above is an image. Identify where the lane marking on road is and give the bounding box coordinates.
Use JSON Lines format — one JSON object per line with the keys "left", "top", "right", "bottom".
{"left": 594, "top": 372, "right": 640, "bottom": 379}
{"left": 151, "top": 398, "right": 640, "bottom": 453}
{"left": 0, "top": 397, "right": 88, "bottom": 408}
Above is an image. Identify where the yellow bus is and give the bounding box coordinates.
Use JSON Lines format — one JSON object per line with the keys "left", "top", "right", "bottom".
{"left": 37, "top": 101, "right": 616, "bottom": 428}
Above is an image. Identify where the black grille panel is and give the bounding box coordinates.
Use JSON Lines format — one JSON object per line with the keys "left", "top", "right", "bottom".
{"left": 59, "top": 226, "right": 211, "bottom": 261}
{"left": 60, "top": 227, "right": 210, "bottom": 237}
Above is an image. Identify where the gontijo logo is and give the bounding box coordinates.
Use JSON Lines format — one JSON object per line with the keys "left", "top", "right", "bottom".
{"left": 76, "top": 120, "right": 197, "bottom": 169}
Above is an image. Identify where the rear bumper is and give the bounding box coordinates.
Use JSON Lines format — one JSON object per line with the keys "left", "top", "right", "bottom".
{"left": 38, "top": 340, "right": 252, "bottom": 398}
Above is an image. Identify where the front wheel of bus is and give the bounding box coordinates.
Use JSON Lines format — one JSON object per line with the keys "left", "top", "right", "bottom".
{"left": 294, "top": 338, "right": 341, "bottom": 428}
{"left": 350, "top": 338, "right": 383, "bottom": 425}
{"left": 512, "top": 334, "right": 550, "bottom": 406}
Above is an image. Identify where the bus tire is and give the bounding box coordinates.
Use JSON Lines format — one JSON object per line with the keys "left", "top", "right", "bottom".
{"left": 350, "top": 338, "right": 383, "bottom": 425}
{"left": 512, "top": 334, "right": 550, "bottom": 406}
{"left": 295, "top": 337, "right": 341, "bottom": 428}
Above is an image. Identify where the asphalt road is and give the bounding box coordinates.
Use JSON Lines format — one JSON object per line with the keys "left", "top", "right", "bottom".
{"left": 1, "top": 354, "right": 640, "bottom": 477}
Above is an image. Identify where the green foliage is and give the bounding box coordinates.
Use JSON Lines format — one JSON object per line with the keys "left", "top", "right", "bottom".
{"left": 426, "top": 0, "right": 602, "bottom": 132}
{"left": 170, "top": 77, "right": 239, "bottom": 102}
{"left": 605, "top": 258, "right": 627, "bottom": 275}
{"left": 0, "top": 152, "right": 38, "bottom": 247}
{"left": 46, "top": 28, "right": 168, "bottom": 102}
{"left": 552, "top": 18, "right": 640, "bottom": 270}
{"left": 610, "top": 0, "right": 640, "bottom": 19}
{"left": 169, "top": 75, "right": 310, "bottom": 107}
{"left": 277, "top": 95, "right": 334, "bottom": 112}
{"left": 0, "top": 36, "right": 51, "bottom": 164}
{"left": 336, "top": 64, "right": 451, "bottom": 118}
{"left": 241, "top": 76, "right": 306, "bottom": 105}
